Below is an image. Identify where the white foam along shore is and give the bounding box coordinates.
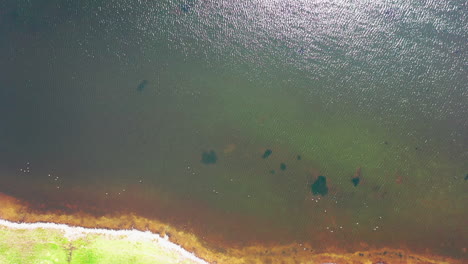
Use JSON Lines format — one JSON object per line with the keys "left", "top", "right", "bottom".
{"left": 0, "top": 218, "right": 209, "bottom": 264}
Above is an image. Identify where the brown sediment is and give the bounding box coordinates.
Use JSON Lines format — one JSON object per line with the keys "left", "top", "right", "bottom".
{"left": 395, "top": 175, "right": 404, "bottom": 184}
{"left": 223, "top": 143, "right": 237, "bottom": 154}
{"left": 0, "top": 192, "right": 463, "bottom": 264}
{"left": 354, "top": 167, "right": 362, "bottom": 179}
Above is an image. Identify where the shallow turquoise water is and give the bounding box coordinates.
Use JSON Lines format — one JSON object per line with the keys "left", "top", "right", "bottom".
{"left": 0, "top": 0, "right": 467, "bottom": 259}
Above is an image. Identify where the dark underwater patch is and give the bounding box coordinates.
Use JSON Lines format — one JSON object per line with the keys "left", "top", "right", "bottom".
{"left": 136, "top": 80, "right": 148, "bottom": 92}
{"left": 352, "top": 177, "right": 360, "bottom": 187}
{"left": 201, "top": 150, "right": 217, "bottom": 164}
{"left": 465, "top": 174, "right": 468, "bottom": 181}
{"left": 180, "top": 0, "right": 196, "bottom": 13}
{"left": 297, "top": 155, "right": 301, "bottom": 160}
{"left": 311, "top": 176, "right": 328, "bottom": 196}
{"left": 262, "top": 149, "right": 272, "bottom": 159}
{"left": 280, "top": 163, "right": 286, "bottom": 171}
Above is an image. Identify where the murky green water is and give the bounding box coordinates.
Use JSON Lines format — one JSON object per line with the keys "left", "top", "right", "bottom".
{"left": 0, "top": 0, "right": 467, "bottom": 259}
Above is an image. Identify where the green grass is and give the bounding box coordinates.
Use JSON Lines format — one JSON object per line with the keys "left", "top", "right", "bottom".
{"left": 0, "top": 224, "right": 205, "bottom": 264}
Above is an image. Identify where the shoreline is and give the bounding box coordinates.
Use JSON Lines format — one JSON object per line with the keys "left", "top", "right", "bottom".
{"left": 0, "top": 218, "right": 209, "bottom": 264}
{"left": 0, "top": 192, "right": 464, "bottom": 264}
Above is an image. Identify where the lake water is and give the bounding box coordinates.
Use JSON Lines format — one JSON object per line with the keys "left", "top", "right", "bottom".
{"left": 0, "top": 0, "right": 467, "bottom": 260}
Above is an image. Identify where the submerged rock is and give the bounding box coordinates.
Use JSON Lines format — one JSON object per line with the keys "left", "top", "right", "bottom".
{"left": 311, "top": 176, "right": 328, "bottom": 196}
{"left": 201, "top": 150, "right": 217, "bottom": 164}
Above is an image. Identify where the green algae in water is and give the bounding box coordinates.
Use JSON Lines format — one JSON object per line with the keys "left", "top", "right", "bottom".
{"left": 201, "top": 150, "right": 217, "bottom": 164}
{"left": 262, "top": 149, "right": 272, "bottom": 159}
{"left": 311, "top": 176, "right": 328, "bottom": 196}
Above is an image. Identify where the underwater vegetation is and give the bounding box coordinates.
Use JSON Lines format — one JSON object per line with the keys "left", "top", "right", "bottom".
{"left": 311, "top": 176, "right": 328, "bottom": 196}
{"left": 352, "top": 167, "right": 362, "bottom": 187}
{"left": 280, "top": 163, "right": 287, "bottom": 171}
{"left": 199, "top": 144, "right": 373, "bottom": 199}
{"left": 180, "top": 0, "right": 197, "bottom": 13}
{"left": 201, "top": 150, "right": 217, "bottom": 164}
{"left": 136, "top": 80, "right": 148, "bottom": 92}
{"left": 352, "top": 177, "right": 360, "bottom": 187}
{"left": 262, "top": 149, "right": 272, "bottom": 159}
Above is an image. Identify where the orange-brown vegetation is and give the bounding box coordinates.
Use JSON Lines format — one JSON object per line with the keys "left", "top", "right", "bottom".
{"left": 0, "top": 192, "right": 462, "bottom": 264}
